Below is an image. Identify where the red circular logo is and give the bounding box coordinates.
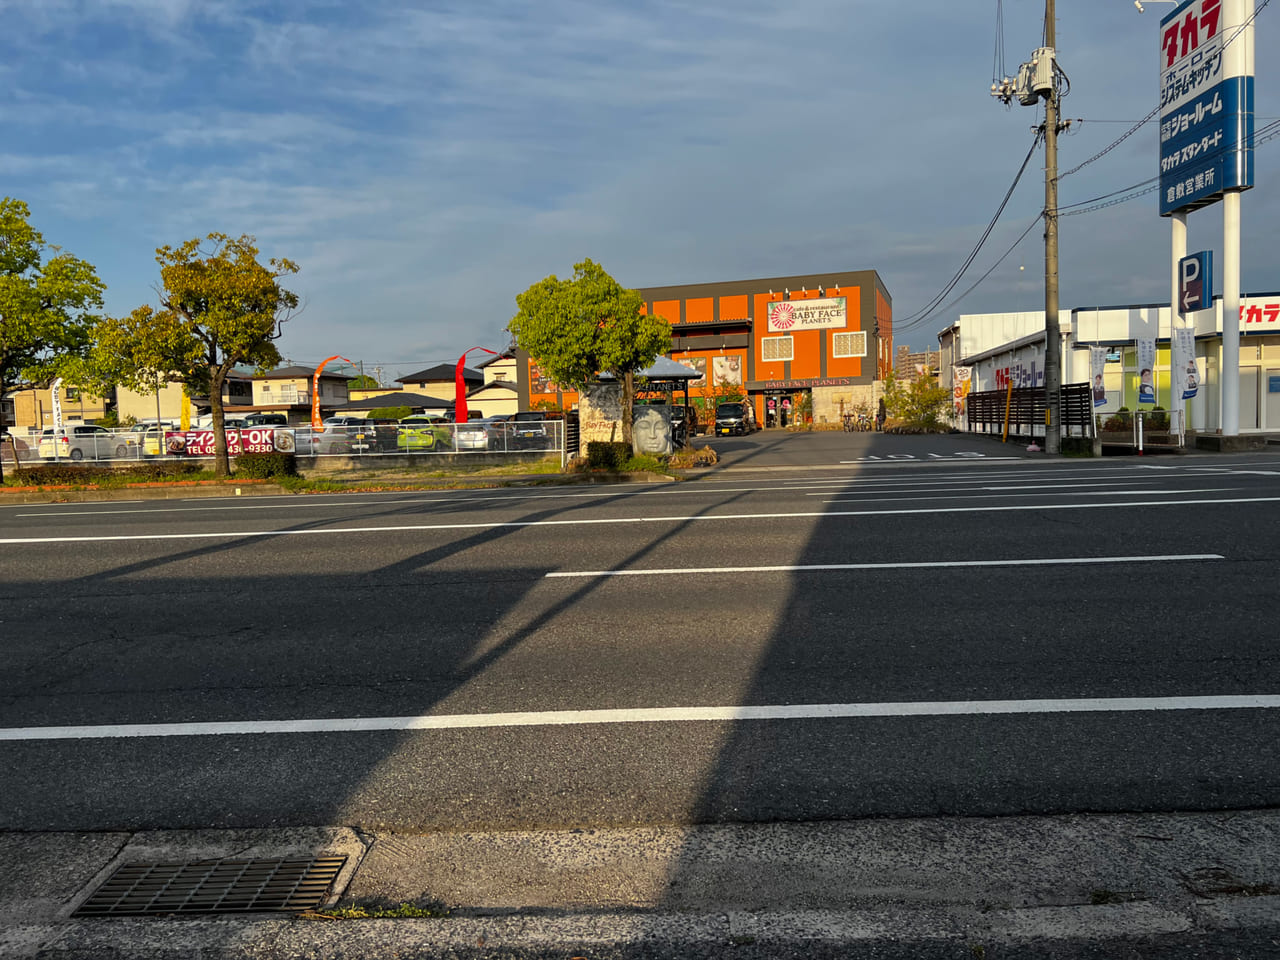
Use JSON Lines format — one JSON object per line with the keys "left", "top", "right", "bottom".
{"left": 772, "top": 303, "right": 795, "bottom": 329}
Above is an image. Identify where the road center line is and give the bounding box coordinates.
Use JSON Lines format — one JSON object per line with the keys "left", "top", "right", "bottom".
{"left": 2, "top": 497, "right": 1277, "bottom": 545}
{"left": 544, "top": 554, "right": 1223, "bottom": 578}
{"left": 3, "top": 693, "right": 1277, "bottom": 741}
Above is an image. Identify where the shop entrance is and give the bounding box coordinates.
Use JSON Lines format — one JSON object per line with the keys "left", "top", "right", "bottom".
{"left": 761, "top": 390, "right": 808, "bottom": 428}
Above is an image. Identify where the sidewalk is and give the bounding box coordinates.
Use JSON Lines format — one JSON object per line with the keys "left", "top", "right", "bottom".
{"left": 6, "top": 811, "right": 1280, "bottom": 958}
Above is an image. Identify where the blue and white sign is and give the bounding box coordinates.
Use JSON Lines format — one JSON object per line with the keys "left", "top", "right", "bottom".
{"left": 1178, "top": 250, "right": 1214, "bottom": 314}
{"left": 1159, "top": 0, "right": 1254, "bottom": 216}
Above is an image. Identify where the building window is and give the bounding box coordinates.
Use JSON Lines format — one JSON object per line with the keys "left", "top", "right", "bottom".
{"left": 761, "top": 336, "right": 794, "bottom": 363}
{"left": 832, "top": 332, "right": 867, "bottom": 358}
{"left": 280, "top": 383, "right": 298, "bottom": 403}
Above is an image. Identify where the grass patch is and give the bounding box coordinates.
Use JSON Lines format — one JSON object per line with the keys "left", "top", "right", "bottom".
{"left": 308, "top": 899, "right": 451, "bottom": 920}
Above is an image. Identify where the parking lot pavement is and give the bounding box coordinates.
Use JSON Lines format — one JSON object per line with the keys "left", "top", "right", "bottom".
{"left": 7, "top": 812, "right": 1280, "bottom": 958}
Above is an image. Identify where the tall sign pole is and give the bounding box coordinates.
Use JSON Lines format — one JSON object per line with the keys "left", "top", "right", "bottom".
{"left": 1043, "top": 0, "right": 1061, "bottom": 455}
{"left": 1158, "top": 0, "right": 1255, "bottom": 437}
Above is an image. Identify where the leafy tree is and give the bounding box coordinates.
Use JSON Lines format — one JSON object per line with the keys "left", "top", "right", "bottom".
{"left": 508, "top": 259, "right": 670, "bottom": 446}
{"left": 87, "top": 233, "right": 298, "bottom": 476}
{"left": 0, "top": 197, "right": 106, "bottom": 480}
{"left": 348, "top": 374, "right": 380, "bottom": 389}
{"left": 882, "top": 366, "right": 951, "bottom": 433}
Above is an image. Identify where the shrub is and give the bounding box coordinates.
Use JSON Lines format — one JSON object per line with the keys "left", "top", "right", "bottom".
{"left": 3, "top": 460, "right": 208, "bottom": 487}
{"left": 1102, "top": 408, "right": 1133, "bottom": 432}
{"left": 1147, "top": 406, "right": 1169, "bottom": 430}
{"left": 668, "top": 445, "right": 718, "bottom": 467}
{"left": 622, "top": 454, "right": 667, "bottom": 473}
{"left": 234, "top": 451, "right": 298, "bottom": 478}
{"left": 367, "top": 406, "right": 411, "bottom": 420}
{"left": 585, "top": 441, "right": 631, "bottom": 470}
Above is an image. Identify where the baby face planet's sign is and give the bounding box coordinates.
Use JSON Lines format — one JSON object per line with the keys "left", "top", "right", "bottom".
{"left": 767, "top": 297, "right": 847, "bottom": 333}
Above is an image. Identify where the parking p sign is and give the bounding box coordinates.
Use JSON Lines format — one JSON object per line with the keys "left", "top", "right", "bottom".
{"left": 1179, "top": 250, "right": 1213, "bottom": 316}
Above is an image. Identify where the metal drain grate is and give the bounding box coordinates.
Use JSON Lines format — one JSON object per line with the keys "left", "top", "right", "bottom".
{"left": 75, "top": 856, "right": 347, "bottom": 917}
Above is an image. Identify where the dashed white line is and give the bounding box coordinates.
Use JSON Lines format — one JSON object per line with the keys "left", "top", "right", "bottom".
{"left": 544, "top": 554, "right": 1223, "bottom": 578}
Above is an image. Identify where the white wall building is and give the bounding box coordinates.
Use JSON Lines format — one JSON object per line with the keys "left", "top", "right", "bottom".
{"left": 942, "top": 291, "right": 1280, "bottom": 434}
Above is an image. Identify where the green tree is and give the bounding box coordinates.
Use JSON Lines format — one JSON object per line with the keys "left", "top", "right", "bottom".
{"left": 882, "top": 367, "right": 951, "bottom": 433}
{"left": 348, "top": 374, "right": 379, "bottom": 389}
{"left": 508, "top": 259, "right": 670, "bottom": 447}
{"left": 0, "top": 198, "right": 106, "bottom": 480}
{"left": 87, "top": 233, "right": 298, "bottom": 476}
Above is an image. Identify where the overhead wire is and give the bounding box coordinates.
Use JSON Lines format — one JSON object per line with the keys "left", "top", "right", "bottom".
{"left": 900, "top": 0, "right": 1271, "bottom": 330}
{"left": 896, "top": 129, "right": 1042, "bottom": 328}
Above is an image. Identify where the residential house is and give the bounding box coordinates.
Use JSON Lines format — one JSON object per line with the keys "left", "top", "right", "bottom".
{"left": 249, "top": 365, "right": 351, "bottom": 423}
{"left": 2, "top": 383, "right": 112, "bottom": 436}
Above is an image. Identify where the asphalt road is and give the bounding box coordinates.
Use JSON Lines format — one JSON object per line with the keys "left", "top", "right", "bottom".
{"left": 3, "top": 434, "right": 1280, "bottom": 835}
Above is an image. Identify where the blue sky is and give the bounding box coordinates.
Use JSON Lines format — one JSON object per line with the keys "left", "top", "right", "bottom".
{"left": 2, "top": 0, "right": 1275, "bottom": 379}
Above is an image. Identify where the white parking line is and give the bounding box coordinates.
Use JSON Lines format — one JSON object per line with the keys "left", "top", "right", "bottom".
{"left": 546, "top": 555, "right": 1222, "bottom": 578}
{"left": 3, "top": 693, "right": 1276, "bottom": 741}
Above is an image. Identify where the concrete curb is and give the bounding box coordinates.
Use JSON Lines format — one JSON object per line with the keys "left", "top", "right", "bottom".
{"left": 6, "top": 813, "right": 1280, "bottom": 958}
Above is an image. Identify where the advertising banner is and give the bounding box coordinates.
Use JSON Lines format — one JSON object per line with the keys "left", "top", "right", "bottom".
{"left": 167, "top": 428, "right": 280, "bottom": 456}
{"left": 1090, "top": 347, "right": 1108, "bottom": 406}
{"left": 712, "top": 354, "right": 743, "bottom": 385}
{"left": 50, "top": 377, "right": 64, "bottom": 432}
{"left": 951, "top": 366, "right": 972, "bottom": 416}
{"left": 1159, "top": 0, "right": 1254, "bottom": 216}
{"left": 1136, "top": 338, "right": 1157, "bottom": 405}
{"left": 1172, "top": 327, "right": 1199, "bottom": 400}
{"left": 767, "top": 297, "right": 847, "bottom": 333}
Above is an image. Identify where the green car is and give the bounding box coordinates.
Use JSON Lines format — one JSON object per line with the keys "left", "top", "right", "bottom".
{"left": 397, "top": 415, "right": 450, "bottom": 452}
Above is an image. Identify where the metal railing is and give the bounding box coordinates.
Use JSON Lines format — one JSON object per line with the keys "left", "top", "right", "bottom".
{"left": 11, "top": 421, "right": 566, "bottom": 463}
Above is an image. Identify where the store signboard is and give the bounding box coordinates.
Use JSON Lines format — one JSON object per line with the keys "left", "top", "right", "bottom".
{"left": 1159, "top": 0, "right": 1254, "bottom": 216}
{"left": 767, "top": 297, "right": 846, "bottom": 332}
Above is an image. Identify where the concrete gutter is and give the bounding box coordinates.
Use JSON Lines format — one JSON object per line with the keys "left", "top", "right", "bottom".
{"left": 5, "top": 811, "right": 1280, "bottom": 958}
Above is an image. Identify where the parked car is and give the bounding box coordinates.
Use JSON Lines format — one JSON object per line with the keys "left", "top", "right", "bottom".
{"left": 397, "top": 415, "right": 450, "bottom": 452}
{"left": 669, "top": 404, "right": 698, "bottom": 444}
{"left": 123, "top": 423, "right": 169, "bottom": 456}
{"left": 714, "top": 402, "right": 757, "bottom": 436}
{"left": 38, "top": 424, "right": 130, "bottom": 461}
{"left": 479, "top": 416, "right": 512, "bottom": 450}
{"left": 1, "top": 432, "right": 35, "bottom": 463}
{"left": 452, "top": 419, "right": 490, "bottom": 451}
{"left": 316, "top": 416, "right": 378, "bottom": 454}
{"left": 506, "top": 411, "right": 550, "bottom": 448}
{"left": 242, "top": 412, "right": 289, "bottom": 427}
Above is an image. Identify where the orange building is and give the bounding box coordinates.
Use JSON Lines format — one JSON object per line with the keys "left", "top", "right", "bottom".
{"left": 640, "top": 270, "right": 892, "bottom": 426}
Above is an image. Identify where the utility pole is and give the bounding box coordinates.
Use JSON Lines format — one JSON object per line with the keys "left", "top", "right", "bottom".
{"left": 1043, "top": 0, "right": 1061, "bottom": 455}
{"left": 991, "top": 0, "right": 1064, "bottom": 453}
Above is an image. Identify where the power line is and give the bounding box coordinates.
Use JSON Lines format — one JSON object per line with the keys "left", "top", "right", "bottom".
{"left": 896, "top": 130, "right": 1043, "bottom": 327}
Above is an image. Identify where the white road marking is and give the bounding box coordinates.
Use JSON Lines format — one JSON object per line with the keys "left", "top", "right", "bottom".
{"left": 546, "top": 554, "right": 1222, "bottom": 578}
{"left": 839, "top": 456, "right": 1027, "bottom": 464}
{"left": 1, "top": 497, "right": 1277, "bottom": 545}
{"left": 3, "top": 693, "right": 1277, "bottom": 741}
{"left": 821, "top": 489, "right": 1228, "bottom": 504}
{"left": 0, "top": 499, "right": 1274, "bottom": 545}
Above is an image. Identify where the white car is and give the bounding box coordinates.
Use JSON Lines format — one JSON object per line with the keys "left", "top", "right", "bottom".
{"left": 38, "top": 425, "right": 130, "bottom": 461}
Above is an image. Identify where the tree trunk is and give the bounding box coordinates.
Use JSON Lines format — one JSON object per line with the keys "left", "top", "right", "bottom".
{"left": 621, "top": 370, "right": 634, "bottom": 448}
{"left": 209, "top": 363, "right": 231, "bottom": 477}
